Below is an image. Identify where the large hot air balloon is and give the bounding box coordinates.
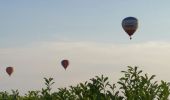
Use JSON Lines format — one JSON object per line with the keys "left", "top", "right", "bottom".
{"left": 6, "top": 66, "right": 14, "bottom": 76}
{"left": 61, "top": 60, "right": 69, "bottom": 70}
{"left": 122, "top": 17, "right": 138, "bottom": 39}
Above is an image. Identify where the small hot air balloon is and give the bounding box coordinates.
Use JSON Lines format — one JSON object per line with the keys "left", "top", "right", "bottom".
{"left": 122, "top": 17, "right": 138, "bottom": 39}
{"left": 6, "top": 66, "right": 14, "bottom": 76}
{"left": 61, "top": 60, "right": 69, "bottom": 70}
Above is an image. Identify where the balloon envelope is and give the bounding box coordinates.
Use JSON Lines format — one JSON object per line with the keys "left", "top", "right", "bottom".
{"left": 61, "top": 60, "right": 69, "bottom": 70}
{"left": 6, "top": 67, "right": 14, "bottom": 76}
{"left": 122, "top": 17, "right": 138, "bottom": 39}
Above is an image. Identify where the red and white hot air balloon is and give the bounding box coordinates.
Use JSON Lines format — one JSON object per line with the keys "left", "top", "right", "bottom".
{"left": 6, "top": 66, "right": 14, "bottom": 76}
{"left": 61, "top": 59, "right": 69, "bottom": 70}
{"left": 122, "top": 17, "right": 138, "bottom": 39}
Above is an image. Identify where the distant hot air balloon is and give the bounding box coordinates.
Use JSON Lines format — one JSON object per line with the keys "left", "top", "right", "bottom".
{"left": 61, "top": 60, "right": 69, "bottom": 70}
{"left": 6, "top": 66, "right": 14, "bottom": 76}
{"left": 122, "top": 17, "right": 138, "bottom": 39}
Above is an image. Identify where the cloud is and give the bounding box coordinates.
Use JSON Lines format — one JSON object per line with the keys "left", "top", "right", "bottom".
{"left": 0, "top": 41, "right": 170, "bottom": 94}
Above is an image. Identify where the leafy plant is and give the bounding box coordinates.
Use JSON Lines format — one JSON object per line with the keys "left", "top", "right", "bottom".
{"left": 0, "top": 66, "right": 169, "bottom": 100}
{"left": 118, "top": 66, "right": 170, "bottom": 100}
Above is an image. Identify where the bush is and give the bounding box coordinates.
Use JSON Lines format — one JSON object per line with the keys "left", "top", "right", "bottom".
{"left": 0, "top": 66, "right": 169, "bottom": 100}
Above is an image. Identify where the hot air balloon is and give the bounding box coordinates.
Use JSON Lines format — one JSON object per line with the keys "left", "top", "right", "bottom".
{"left": 122, "top": 17, "right": 138, "bottom": 39}
{"left": 61, "top": 60, "right": 69, "bottom": 70}
{"left": 6, "top": 66, "right": 14, "bottom": 76}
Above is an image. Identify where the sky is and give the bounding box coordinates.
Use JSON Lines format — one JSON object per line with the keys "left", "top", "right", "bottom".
{"left": 1, "top": 0, "right": 170, "bottom": 94}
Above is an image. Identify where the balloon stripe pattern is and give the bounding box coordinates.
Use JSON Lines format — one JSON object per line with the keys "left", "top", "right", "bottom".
{"left": 122, "top": 17, "right": 138, "bottom": 39}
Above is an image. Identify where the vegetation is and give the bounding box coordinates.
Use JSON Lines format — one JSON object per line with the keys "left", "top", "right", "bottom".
{"left": 0, "top": 66, "right": 170, "bottom": 100}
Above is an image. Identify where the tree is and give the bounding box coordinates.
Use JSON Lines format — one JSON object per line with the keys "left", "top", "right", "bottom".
{"left": 0, "top": 66, "right": 169, "bottom": 100}
{"left": 118, "top": 66, "right": 170, "bottom": 100}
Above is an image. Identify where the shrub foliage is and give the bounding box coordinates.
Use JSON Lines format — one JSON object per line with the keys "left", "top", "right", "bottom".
{"left": 0, "top": 66, "right": 170, "bottom": 100}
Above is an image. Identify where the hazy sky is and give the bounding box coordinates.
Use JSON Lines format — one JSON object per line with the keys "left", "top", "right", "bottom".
{"left": 1, "top": 1, "right": 170, "bottom": 94}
